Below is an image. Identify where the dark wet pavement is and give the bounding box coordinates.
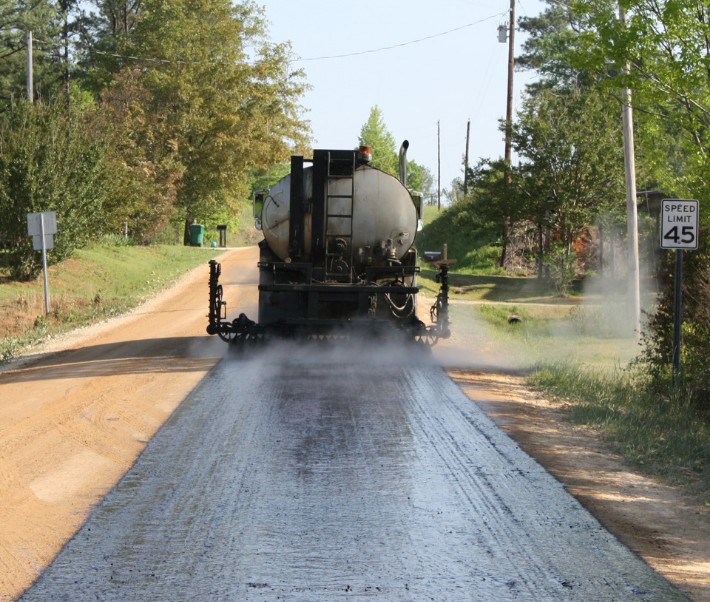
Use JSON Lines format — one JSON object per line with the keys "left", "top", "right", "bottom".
{"left": 22, "top": 343, "right": 682, "bottom": 601}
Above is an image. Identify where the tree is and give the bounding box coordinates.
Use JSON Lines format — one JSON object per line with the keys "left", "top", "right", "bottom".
{"left": 358, "top": 106, "right": 398, "bottom": 176}
{"left": 357, "top": 105, "right": 433, "bottom": 203}
{"left": 0, "top": 1, "right": 62, "bottom": 108}
{"left": 98, "top": 69, "right": 183, "bottom": 242}
{"left": 0, "top": 100, "right": 114, "bottom": 278}
{"left": 114, "top": 0, "right": 310, "bottom": 243}
{"left": 569, "top": 0, "right": 709, "bottom": 197}
{"left": 94, "top": 0, "right": 142, "bottom": 35}
{"left": 534, "top": 0, "right": 710, "bottom": 403}
{"left": 78, "top": 1, "right": 144, "bottom": 95}
{"left": 406, "top": 161, "right": 433, "bottom": 198}
{"left": 512, "top": 86, "right": 625, "bottom": 251}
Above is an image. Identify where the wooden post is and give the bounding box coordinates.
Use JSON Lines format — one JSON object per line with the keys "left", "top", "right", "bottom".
{"left": 437, "top": 120, "right": 441, "bottom": 211}
{"left": 619, "top": 4, "right": 641, "bottom": 337}
{"left": 463, "top": 119, "right": 470, "bottom": 197}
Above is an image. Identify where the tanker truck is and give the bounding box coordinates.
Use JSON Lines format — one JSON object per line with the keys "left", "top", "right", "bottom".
{"left": 207, "top": 142, "right": 451, "bottom": 345}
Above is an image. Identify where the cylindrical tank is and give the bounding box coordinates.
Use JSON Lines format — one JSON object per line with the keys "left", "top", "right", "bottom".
{"left": 261, "top": 165, "right": 417, "bottom": 266}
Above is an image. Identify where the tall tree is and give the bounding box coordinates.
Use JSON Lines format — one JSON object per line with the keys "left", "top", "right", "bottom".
{"left": 78, "top": 1, "right": 143, "bottom": 94}
{"left": 97, "top": 0, "right": 141, "bottom": 35}
{"left": 0, "top": 0, "right": 61, "bottom": 107}
{"left": 358, "top": 106, "right": 398, "bottom": 176}
{"left": 569, "top": 0, "right": 710, "bottom": 400}
{"left": 512, "top": 86, "right": 625, "bottom": 250}
{"left": 0, "top": 100, "right": 114, "bottom": 277}
{"left": 98, "top": 68, "right": 183, "bottom": 242}
{"left": 518, "top": 0, "right": 589, "bottom": 89}
{"left": 117, "top": 0, "right": 310, "bottom": 242}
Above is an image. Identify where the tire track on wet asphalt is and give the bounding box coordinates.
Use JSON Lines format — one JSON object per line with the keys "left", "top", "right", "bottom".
{"left": 404, "top": 366, "right": 680, "bottom": 600}
{"left": 21, "top": 349, "right": 683, "bottom": 601}
{"left": 409, "top": 367, "right": 578, "bottom": 597}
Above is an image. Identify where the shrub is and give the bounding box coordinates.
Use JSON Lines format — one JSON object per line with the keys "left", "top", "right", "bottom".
{"left": 638, "top": 242, "right": 710, "bottom": 415}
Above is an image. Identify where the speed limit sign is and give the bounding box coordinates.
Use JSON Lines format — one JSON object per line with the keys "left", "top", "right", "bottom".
{"left": 660, "top": 199, "right": 699, "bottom": 250}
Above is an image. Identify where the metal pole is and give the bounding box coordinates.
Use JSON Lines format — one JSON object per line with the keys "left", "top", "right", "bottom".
{"left": 672, "top": 249, "right": 683, "bottom": 387}
{"left": 40, "top": 214, "right": 50, "bottom": 315}
{"left": 619, "top": 5, "right": 641, "bottom": 337}
{"left": 504, "top": 0, "right": 515, "bottom": 166}
{"left": 27, "top": 31, "right": 33, "bottom": 103}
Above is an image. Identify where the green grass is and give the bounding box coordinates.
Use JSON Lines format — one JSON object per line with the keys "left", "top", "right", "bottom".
{"left": 531, "top": 363, "right": 709, "bottom": 504}
{"left": 445, "top": 299, "right": 708, "bottom": 503}
{"left": 0, "top": 243, "right": 224, "bottom": 361}
{"left": 421, "top": 204, "right": 441, "bottom": 226}
{"left": 417, "top": 203, "right": 506, "bottom": 274}
{"left": 419, "top": 270, "right": 573, "bottom": 303}
{"left": 446, "top": 303, "right": 639, "bottom": 371}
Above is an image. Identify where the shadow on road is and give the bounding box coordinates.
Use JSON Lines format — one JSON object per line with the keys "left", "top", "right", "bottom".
{"left": 0, "top": 336, "right": 225, "bottom": 383}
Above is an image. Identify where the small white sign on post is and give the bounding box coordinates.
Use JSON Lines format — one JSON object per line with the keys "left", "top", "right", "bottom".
{"left": 27, "top": 211, "right": 57, "bottom": 236}
{"left": 26, "top": 211, "right": 57, "bottom": 315}
{"left": 660, "top": 199, "right": 699, "bottom": 250}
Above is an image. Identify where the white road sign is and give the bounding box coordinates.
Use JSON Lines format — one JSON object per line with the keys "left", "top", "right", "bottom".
{"left": 26, "top": 211, "right": 57, "bottom": 315}
{"left": 660, "top": 199, "right": 699, "bottom": 250}
{"left": 27, "top": 211, "right": 57, "bottom": 236}
{"left": 32, "top": 235, "right": 54, "bottom": 251}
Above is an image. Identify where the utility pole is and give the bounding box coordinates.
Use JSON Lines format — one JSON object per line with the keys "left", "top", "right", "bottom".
{"left": 26, "top": 31, "right": 33, "bottom": 103}
{"left": 437, "top": 120, "right": 441, "bottom": 211}
{"left": 463, "top": 119, "right": 470, "bottom": 197}
{"left": 497, "top": 0, "right": 516, "bottom": 267}
{"left": 619, "top": 4, "right": 641, "bottom": 336}
{"left": 504, "top": 0, "right": 515, "bottom": 167}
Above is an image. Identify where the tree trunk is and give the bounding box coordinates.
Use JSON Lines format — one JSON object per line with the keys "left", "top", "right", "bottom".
{"left": 498, "top": 218, "right": 509, "bottom": 268}
{"left": 183, "top": 218, "right": 192, "bottom": 246}
{"left": 537, "top": 222, "right": 544, "bottom": 279}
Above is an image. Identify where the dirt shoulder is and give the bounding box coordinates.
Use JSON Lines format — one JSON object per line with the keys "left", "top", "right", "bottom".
{"left": 0, "top": 248, "right": 256, "bottom": 602}
{"left": 451, "top": 369, "right": 709, "bottom": 602}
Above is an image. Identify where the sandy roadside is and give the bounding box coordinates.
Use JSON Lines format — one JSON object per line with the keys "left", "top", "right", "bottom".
{"left": 0, "top": 247, "right": 254, "bottom": 600}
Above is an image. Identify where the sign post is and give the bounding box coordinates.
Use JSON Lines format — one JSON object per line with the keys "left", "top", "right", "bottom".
{"left": 27, "top": 211, "right": 57, "bottom": 316}
{"left": 660, "top": 199, "right": 699, "bottom": 387}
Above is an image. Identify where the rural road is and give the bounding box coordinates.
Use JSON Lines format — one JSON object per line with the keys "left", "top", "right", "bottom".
{"left": 1, "top": 247, "right": 685, "bottom": 600}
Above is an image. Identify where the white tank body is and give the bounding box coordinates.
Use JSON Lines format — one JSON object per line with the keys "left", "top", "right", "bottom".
{"left": 261, "top": 165, "right": 417, "bottom": 265}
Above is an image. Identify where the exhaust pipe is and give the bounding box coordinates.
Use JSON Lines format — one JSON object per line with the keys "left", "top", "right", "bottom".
{"left": 398, "top": 139, "right": 409, "bottom": 186}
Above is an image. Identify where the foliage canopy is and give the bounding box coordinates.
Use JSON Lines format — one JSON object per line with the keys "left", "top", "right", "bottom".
{"left": 0, "top": 0, "right": 310, "bottom": 272}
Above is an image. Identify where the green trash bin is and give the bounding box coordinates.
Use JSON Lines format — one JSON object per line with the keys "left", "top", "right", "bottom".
{"left": 189, "top": 224, "right": 205, "bottom": 247}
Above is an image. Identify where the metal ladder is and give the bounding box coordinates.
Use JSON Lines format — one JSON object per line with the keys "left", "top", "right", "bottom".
{"left": 324, "top": 152, "right": 355, "bottom": 280}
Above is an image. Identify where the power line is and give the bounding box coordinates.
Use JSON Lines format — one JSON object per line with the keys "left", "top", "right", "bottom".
{"left": 89, "top": 11, "right": 508, "bottom": 67}
{"left": 92, "top": 49, "right": 203, "bottom": 65}
{"left": 294, "top": 12, "right": 508, "bottom": 62}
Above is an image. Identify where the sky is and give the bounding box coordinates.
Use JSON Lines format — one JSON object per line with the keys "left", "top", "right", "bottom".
{"left": 261, "top": 0, "right": 547, "bottom": 195}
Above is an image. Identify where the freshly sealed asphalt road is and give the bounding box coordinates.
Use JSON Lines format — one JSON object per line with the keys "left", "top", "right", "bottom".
{"left": 22, "top": 342, "right": 682, "bottom": 601}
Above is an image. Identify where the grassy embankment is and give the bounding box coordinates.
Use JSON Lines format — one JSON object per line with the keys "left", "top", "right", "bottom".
{"left": 0, "top": 241, "right": 223, "bottom": 361}
{"left": 418, "top": 203, "right": 709, "bottom": 503}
